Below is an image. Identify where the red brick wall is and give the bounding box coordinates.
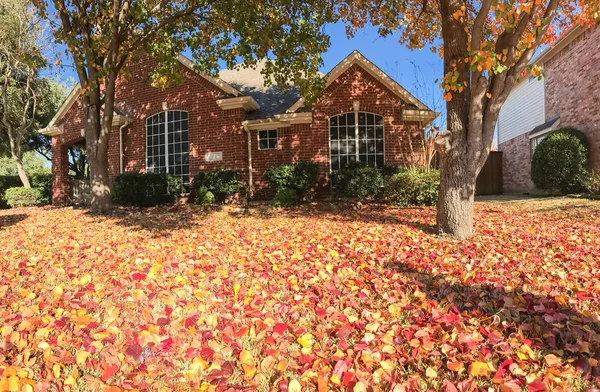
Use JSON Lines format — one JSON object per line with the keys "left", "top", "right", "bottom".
{"left": 54, "top": 59, "right": 427, "bottom": 203}
{"left": 500, "top": 133, "right": 534, "bottom": 192}
{"left": 251, "top": 64, "right": 425, "bottom": 197}
{"left": 544, "top": 26, "right": 600, "bottom": 168}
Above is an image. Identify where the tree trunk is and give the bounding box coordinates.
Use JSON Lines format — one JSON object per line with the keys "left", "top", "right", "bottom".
{"left": 437, "top": 146, "right": 477, "bottom": 239}
{"left": 14, "top": 156, "right": 31, "bottom": 188}
{"left": 85, "top": 104, "right": 113, "bottom": 213}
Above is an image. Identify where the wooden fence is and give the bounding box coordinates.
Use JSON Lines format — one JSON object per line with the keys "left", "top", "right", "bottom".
{"left": 70, "top": 178, "right": 91, "bottom": 205}
{"left": 475, "top": 151, "right": 503, "bottom": 195}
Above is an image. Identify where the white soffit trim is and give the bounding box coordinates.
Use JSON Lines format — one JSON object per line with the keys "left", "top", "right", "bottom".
{"left": 242, "top": 118, "right": 287, "bottom": 131}
{"left": 177, "top": 55, "right": 242, "bottom": 97}
{"left": 402, "top": 110, "right": 440, "bottom": 122}
{"left": 216, "top": 96, "right": 260, "bottom": 111}
{"left": 274, "top": 112, "right": 312, "bottom": 124}
{"left": 287, "top": 51, "right": 431, "bottom": 113}
{"left": 46, "top": 84, "right": 81, "bottom": 128}
{"left": 39, "top": 126, "right": 62, "bottom": 136}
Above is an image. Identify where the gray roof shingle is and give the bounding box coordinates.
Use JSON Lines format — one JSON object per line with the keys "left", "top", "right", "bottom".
{"left": 219, "top": 61, "right": 300, "bottom": 120}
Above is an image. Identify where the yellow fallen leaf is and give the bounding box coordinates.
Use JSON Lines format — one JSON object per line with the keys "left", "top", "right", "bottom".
{"left": 297, "top": 333, "right": 313, "bottom": 349}
{"left": 288, "top": 379, "right": 302, "bottom": 392}
{"left": 353, "top": 381, "right": 367, "bottom": 392}
{"left": 468, "top": 361, "right": 491, "bottom": 377}
{"left": 76, "top": 350, "right": 91, "bottom": 367}
{"left": 426, "top": 367, "right": 438, "bottom": 378}
{"left": 544, "top": 354, "right": 562, "bottom": 366}
{"left": 242, "top": 364, "right": 256, "bottom": 379}
{"left": 239, "top": 350, "right": 254, "bottom": 365}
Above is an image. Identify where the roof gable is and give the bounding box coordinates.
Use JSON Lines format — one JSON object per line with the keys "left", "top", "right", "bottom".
{"left": 44, "top": 55, "right": 243, "bottom": 130}
{"left": 287, "top": 51, "right": 432, "bottom": 113}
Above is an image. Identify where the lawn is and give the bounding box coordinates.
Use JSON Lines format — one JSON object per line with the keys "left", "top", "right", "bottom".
{"left": 1, "top": 198, "right": 599, "bottom": 392}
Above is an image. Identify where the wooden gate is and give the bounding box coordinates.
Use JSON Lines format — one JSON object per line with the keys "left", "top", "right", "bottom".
{"left": 476, "top": 151, "right": 503, "bottom": 195}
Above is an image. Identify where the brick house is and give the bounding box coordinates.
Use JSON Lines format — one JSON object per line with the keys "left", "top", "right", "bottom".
{"left": 41, "top": 51, "right": 438, "bottom": 205}
{"left": 498, "top": 26, "right": 600, "bottom": 192}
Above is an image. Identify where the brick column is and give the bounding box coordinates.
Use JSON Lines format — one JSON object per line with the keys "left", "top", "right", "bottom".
{"left": 51, "top": 136, "right": 70, "bottom": 206}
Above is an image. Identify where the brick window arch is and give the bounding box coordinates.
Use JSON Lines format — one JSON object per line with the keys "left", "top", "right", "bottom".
{"left": 146, "top": 110, "right": 190, "bottom": 191}
{"left": 329, "top": 112, "right": 384, "bottom": 171}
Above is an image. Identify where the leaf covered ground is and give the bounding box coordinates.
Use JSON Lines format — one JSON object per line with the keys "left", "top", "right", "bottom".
{"left": 1, "top": 197, "right": 599, "bottom": 392}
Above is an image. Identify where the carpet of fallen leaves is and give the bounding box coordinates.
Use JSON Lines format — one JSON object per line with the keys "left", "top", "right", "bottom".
{"left": 1, "top": 197, "right": 600, "bottom": 392}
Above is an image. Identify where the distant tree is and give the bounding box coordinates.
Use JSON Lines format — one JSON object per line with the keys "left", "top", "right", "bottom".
{"left": 0, "top": 150, "right": 50, "bottom": 176}
{"left": 339, "top": 0, "right": 599, "bottom": 239}
{"left": 34, "top": 0, "right": 333, "bottom": 212}
{"left": 0, "top": 0, "right": 48, "bottom": 187}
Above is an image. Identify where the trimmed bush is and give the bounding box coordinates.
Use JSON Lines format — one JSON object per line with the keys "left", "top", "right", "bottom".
{"left": 5, "top": 187, "right": 42, "bottom": 208}
{"left": 112, "top": 172, "right": 179, "bottom": 206}
{"left": 31, "top": 173, "right": 53, "bottom": 205}
{"left": 381, "top": 163, "right": 404, "bottom": 177}
{"left": 384, "top": 169, "right": 440, "bottom": 207}
{"left": 192, "top": 170, "right": 241, "bottom": 203}
{"left": 195, "top": 186, "right": 215, "bottom": 206}
{"left": 271, "top": 187, "right": 298, "bottom": 208}
{"left": 531, "top": 128, "right": 589, "bottom": 194}
{"left": 331, "top": 163, "right": 383, "bottom": 200}
{"left": 0, "top": 176, "right": 23, "bottom": 208}
{"left": 264, "top": 161, "right": 319, "bottom": 197}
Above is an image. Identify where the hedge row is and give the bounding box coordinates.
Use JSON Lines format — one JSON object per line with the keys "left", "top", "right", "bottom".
{"left": 0, "top": 174, "right": 52, "bottom": 209}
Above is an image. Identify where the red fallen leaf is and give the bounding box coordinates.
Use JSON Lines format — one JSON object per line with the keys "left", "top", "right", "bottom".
{"left": 159, "top": 337, "right": 173, "bottom": 351}
{"left": 336, "top": 325, "right": 353, "bottom": 339}
{"left": 130, "top": 273, "right": 146, "bottom": 281}
{"left": 574, "top": 357, "right": 591, "bottom": 374}
{"left": 527, "top": 382, "right": 547, "bottom": 392}
{"left": 333, "top": 360, "right": 348, "bottom": 379}
{"left": 125, "top": 343, "right": 143, "bottom": 360}
{"left": 156, "top": 317, "right": 169, "bottom": 326}
{"left": 500, "top": 381, "right": 521, "bottom": 392}
{"left": 185, "top": 347, "right": 199, "bottom": 358}
{"left": 184, "top": 315, "right": 199, "bottom": 328}
{"left": 200, "top": 347, "right": 215, "bottom": 360}
{"left": 443, "top": 380, "right": 458, "bottom": 392}
{"left": 342, "top": 371, "right": 355, "bottom": 388}
{"left": 273, "top": 323, "right": 288, "bottom": 334}
{"left": 101, "top": 364, "right": 119, "bottom": 382}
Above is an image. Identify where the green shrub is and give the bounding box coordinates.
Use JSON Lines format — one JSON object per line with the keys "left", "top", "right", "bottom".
{"left": 192, "top": 170, "right": 240, "bottom": 203}
{"left": 331, "top": 163, "right": 383, "bottom": 200}
{"left": 4, "top": 187, "right": 42, "bottom": 208}
{"left": 531, "top": 128, "right": 589, "bottom": 194}
{"left": 31, "top": 173, "right": 53, "bottom": 205}
{"left": 271, "top": 187, "right": 298, "bottom": 208}
{"left": 112, "top": 172, "right": 179, "bottom": 206}
{"left": 381, "top": 163, "right": 403, "bottom": 177}
{"left": 0, "top": 176, "right": 23, "bottom": 208}
{"left": 384, "top": 169, "right": 440, "bottom": 206}
{"left": 264, "top": 161, "right": 319, "bottom": 197}
{"left": 580, "top": 170, "right": 600, "bottom": 196}
{"left": 195, "top": 186, "right": 215, "bottom": 206}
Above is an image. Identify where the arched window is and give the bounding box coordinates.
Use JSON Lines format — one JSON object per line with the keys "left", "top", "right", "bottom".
{"left": 146, "top": 110, "right": 189, "bottom": 191}
{"left": 329, "top": 112, "right": 384, "bottom": 171}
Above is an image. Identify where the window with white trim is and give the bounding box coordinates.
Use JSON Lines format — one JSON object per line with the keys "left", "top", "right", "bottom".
{"left": 146, "top": 110, "right": 190, "bottom": 191}
{"left": 330, "top": 112, "right": 384, "bottom": 170}
{"left": 530, "top": 134, "right": 546, "bottom": 159}
{"left": 258, "top": 129, "right": 278, "bottom": 150}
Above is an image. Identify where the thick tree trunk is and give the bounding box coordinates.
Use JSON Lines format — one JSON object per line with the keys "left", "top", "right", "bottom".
{"left": 437, "top": 147, "right": 477, "bottom": 239}
{"left": 85, "top": 104, "right": 113, "bottom": 213}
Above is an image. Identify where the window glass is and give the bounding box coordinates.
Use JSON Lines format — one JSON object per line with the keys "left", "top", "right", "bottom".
{"left": 258, "top": 130, "right": 278, "bottom": 150}
{"left": 330, "top": 112, "right": 384, "bottom": 170}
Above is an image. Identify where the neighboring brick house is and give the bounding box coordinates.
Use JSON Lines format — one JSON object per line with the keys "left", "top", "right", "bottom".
{"left": 498, "top": 26, "right": 600, "bottom": 192}
{"left": 41, "top": 51, "right": 438, "bottom": 205}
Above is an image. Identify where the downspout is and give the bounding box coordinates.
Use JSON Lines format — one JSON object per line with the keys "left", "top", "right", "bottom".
{"left": 242, "top": 121, "right": 254, "bottom": 199}
{"left": 119, "top": 118, "right": 132, "bottom": 174}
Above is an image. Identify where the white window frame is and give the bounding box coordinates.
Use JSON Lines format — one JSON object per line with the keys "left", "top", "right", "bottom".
{"left": 328, "top": 111, "right": 385, "bottom": 171}
{"left": 257, "top": 129, "right": 279, "bottom": 150}
{"left": 530, "top": 134, "right": 546, "bottom": 159}
{"left": 145, "top": 110, "right": 190, "bottom": 188}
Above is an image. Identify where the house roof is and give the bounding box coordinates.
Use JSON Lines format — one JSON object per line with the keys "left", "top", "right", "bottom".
{"left": 218, "top": 61, "right": 301, "bottom": 120}
{"left": 287, "top": 50, "right": 432, "bottom": 113}
{"left": 529, "top": 115, "right": 561, "bottom": 138}
{"left": 532, "top": 25, "right": 586, "bottom": 66}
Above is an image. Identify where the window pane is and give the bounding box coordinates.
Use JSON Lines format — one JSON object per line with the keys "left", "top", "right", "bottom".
{"left": 376, "top": 140, "right": 384, "bottom": 153}
{"left": 347, "top": 113, "right": 355, "bottom": 126}
{"left": 259, "top": 130, "right": 267, "bottom": 140}
{"left": 367, "top": 113, "right": 374, "bottom": 125}
{"left": 375, "top": 115, "right": 384, "bottom": 126}
{"left": 331, "top": 141, "right": 339, "bottom": 154}
{"left": 368, "top": 126, "right": 375, "bottom": 139}
{"left": 330, "top": 116, "right": 338, "bottom": 126}
{"left": 358, "top": 113, "right": 366, "bottom": 125}
{"left": 259, "top": 139, "right": 269, "bottom": 150}
{"left": 348, "top": 141, "right": 356, "bottom": 154}
{"left": 375, "top": 126, "right": 383, "bottom": 139}
{"left": 269, "top": 139, "right": 277, "bottom": 149}
{"left": 359, "top": 126, "right": 367, "bottom": 139}
{"left": 331, "top": 156, "right": 339, "bottom": 171}
{"left": 359, "top": 154, "right": 367, "bottom": 163}
{"left": 268, "top": 130, "right": 277, "bottom": 138}
{"left": 330, "top": 128, "right": 338, "bottom": 140}
{"left": 339, "top": 115, "right": 346, "bottom": 126}
{"left": 359, "top": 141, "right": 367, "bottom": 154}
{"left": 158, "top": 112, "right": 165, "bottom": 122}
{"left": 376, "top": 155, "right": 384, "bottom": 168}
{"left": 347, "top": 125, "right": 356, "bottom": 139}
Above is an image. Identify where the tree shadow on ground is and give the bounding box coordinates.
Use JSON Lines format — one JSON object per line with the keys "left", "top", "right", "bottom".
{"left": 231, "top": 203, "right": 440, "bottom": 234}
{"left": 0, "top": 213, "right": 28, "bottom": 231}
{"left": 97, "top": 205, "right": 207, "bottom": 238}
{"left": 386, "top": 261, "right": 600, "bottom": 387}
